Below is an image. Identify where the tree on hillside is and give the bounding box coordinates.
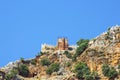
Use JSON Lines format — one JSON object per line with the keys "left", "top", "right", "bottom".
{"left": 18, "top": 64, "right": 29, "bottom": 77}
{"left": 64, "top": 51, "right": 72, "bottom": 58}
{"left": 76, "top": 39, "right": 89, "bottom": 56}
{"left": 74, "top": 62, "right": 90, "bottom": 79}
{"left": 36, "top": 51, "right": 44, "bottom": 57}
{"left": 102, "top": 64, "right": 117, "bottom": 79}
{"left": 30, "top": 59, "right": 36, "bottom": 65}
{"left": 76, "top": 39, "right": 89, "bottom": 46}
{"left": 74, "top": 62, "right": 99, "bottom": 80}
{"left": 46, "top": 63, "right": 60, "bottom": 75}
{"left": 40, "top": 58, "right": 51, "bottom": 66}
{"left": 20, "top": 57, "right": 24, "bottom": 62}
{"left": 72, "top": 39, "right": 89, "bottom": 61}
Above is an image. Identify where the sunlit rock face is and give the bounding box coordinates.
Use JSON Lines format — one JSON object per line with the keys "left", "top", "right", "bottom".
{"left": 78, "top": 25, "right": 120, "bottom": 79}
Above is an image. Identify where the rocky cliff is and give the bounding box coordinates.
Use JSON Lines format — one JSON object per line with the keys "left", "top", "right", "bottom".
{"left": 1, "top": 25, "right": 120, "bottom": 80}
{"left": 78, "top": 25, "right": 120, "bottom": 79}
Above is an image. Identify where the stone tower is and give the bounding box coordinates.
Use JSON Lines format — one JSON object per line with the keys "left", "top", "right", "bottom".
{"left": 57, "top": 38, "right": 68, "bottom": 50}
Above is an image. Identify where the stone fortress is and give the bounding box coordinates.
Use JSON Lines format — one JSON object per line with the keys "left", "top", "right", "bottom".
{"left": 41, "top": 38, "right": 77, "bottom": 53}
{"left": 57, "top": 38, "right": 68, "bottom": 50}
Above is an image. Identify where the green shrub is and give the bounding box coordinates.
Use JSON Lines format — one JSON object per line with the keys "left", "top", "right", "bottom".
{"left": 46, "top": 63, "right": 60, "bottom": 75}
{"left": 72, "top": 39, "right": 89, "bottom": 61}
{"left": 84, "top": 74, "right": 94, "bottom": 80}
{"left": 5, "top": 74, "right": 12, "bottom": 80}
{"left": 5, "top": 69, "right": 18, "bottom": 80}
{"left": 91, "top": 71, "right": 99, "bottom": 79}
{"left": 74, "top": 62, "right": 90, "bottom": 79}
{"left": 72, "top": 39, "right": 89, "bottom": 62}
{"left": 108, "top": 67, "right": 118, "bottom": 79}
{"left": 118, "top": 64, "right": 120, "bottom": 74}
{"left": 84, "top": 71, "right": 99, "bottom": 80}
{"left": 18, "top": 64, "right": 29, "bottom": 77}
{"left": 108, "top": 27, "right": 111, "bottom": 31}
{"left": 74, "top": 39, "right": 89, "bottom": 58}
{"left": 46, "top": 68, "right": 53, "bottom": 75}
{"left": 31, "top": 59, "right": 36, "bottom": 65}
{"left": 20, "top": 57, "right": 24, "bottom": 62}
{"left": 76, "top": 39, "right": 89, "bottom": 46}
{"left": 64, "top": 51, "right": 72, "bottom": 58}
{"left": 102, "top": 64, "right": 110, "bottom": 77}
{"left": 40, "top": 58, "right": 51, "bottom": 66}
{"left": 118, "top": 69, "right": 120, "bottom": 75}
{"left": 65, "top": 62, "right": 71, "bottom": 67}
{"left": 36, "top": 52, "right": 44, "bottom": 57}
{"left": 102, "top": 64, "right": 117, "bottom": 79}
{"left": 72, "top": 54, "right": 77, "bottom": 62}
{"left": 118, "top": 64, "right": 120, "bottom": 69}
{"left": 74, "top": 62, "right": 99, "bottom": 79}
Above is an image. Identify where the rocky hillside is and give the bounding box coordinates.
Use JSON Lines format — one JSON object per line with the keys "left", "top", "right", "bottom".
{"left": 78, "top": 26, "right": 120, "bottom": 79}
{"left": 1, "top": 25, "right": 120, "bottom": 80}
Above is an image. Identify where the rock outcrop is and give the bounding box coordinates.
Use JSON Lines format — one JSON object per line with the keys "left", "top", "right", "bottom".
{"left": 78, "top": 25, "right": 120, "bottom": 79}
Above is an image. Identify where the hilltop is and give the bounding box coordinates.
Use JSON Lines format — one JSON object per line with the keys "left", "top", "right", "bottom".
{"left": 1, "top": 25, "right": 120, "bottom": 80}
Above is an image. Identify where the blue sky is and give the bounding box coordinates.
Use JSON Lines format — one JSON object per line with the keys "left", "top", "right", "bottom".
{"left": 0, "top": 0, "right": 120, "bottom": 67}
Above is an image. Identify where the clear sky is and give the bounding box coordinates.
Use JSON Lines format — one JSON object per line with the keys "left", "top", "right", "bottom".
{"left": 0, "top": 0, "right": 120, "bottom": 67}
